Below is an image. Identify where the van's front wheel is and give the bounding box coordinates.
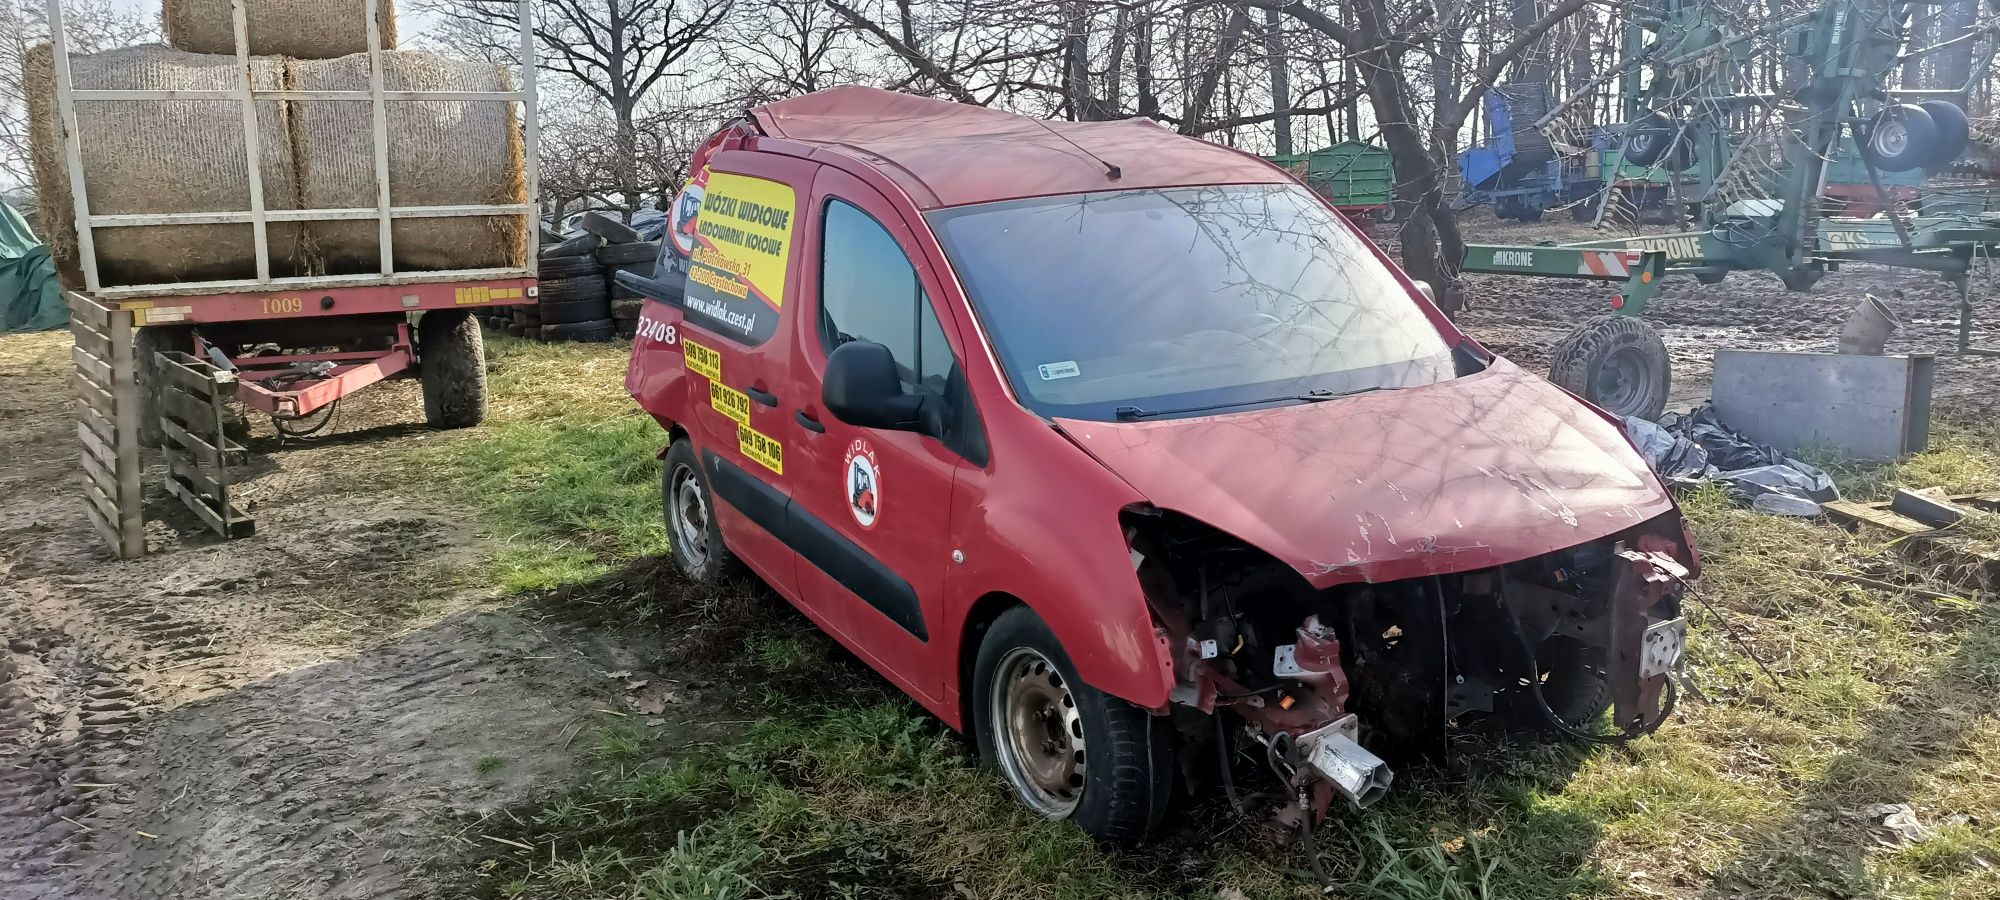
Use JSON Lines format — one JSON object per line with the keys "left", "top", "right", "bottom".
{"left": 972, "top": 607, "right": 1173, "bottom": 846}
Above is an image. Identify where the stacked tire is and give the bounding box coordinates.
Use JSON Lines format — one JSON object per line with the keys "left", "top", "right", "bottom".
{"left": 526, "top": 211, "right": 660, "bottom": 343}
{"left": 598, "top": 238, "right": 656, "bottom": 339}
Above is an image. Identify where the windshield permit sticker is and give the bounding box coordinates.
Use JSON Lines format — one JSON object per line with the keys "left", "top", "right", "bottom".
{"left": 1037, "top": 360, "right": 1081, "bottom": 381}
{"left": 844, "top": 439, "right": 879, "bottom": 529}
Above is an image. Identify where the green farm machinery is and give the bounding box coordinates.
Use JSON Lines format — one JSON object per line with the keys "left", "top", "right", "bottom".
{"left": 1462, "top": 0, "right": 2000, "bottom": 420}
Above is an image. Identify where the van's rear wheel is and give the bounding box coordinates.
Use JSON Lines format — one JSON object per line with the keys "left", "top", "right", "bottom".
{"left": 972, "top": 607, "right": 1173, "bottom": 846}
{"left": 664, "top": 439, "right": 740, "bottom": 582}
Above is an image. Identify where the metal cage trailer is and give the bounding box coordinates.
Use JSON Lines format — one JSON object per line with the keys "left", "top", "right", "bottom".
{"left": 44, "top": 0, "right": 541, "bottom": 449}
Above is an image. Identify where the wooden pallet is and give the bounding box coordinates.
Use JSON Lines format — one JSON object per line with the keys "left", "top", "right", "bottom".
{"left": 154, "top": 351, "right": 255, "bottom": 539}
{"left": 68, "top": 293, "right": 145, "bottom": 559}
{"left": 1823, "top": 492, "right": 2000, "bottom": 584}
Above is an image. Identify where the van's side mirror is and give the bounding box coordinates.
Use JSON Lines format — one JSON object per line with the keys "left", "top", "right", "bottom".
{"left": 824, "top": 340, "right": 929, "bottom": 433}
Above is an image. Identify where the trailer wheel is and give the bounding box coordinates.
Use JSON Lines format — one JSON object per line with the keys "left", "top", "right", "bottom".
{"left": 419, "top": 310, "right": 486, "bottom": 429}
{"left": 1916, "top": 100, "right": 1970, "bottom": 169}
{"left": 1548, "top": 315, "right": 1670, "bottom": 420}
{"left": 664, "top": 439, "right": 741, "bottom": 582}
{"left": 972, "top": 606, "right": 1174, "bottom": 846}
{"left": 133, "top": 325, "right": 194, "bottom": 448}
{"left": 1623, "top": 112, "right": 1679, "bottom": 168}
{"left": 1861, "top": 104, "right": 1940, "bottom": 173}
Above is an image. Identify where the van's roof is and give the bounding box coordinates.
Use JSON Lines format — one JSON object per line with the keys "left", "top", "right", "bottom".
{"left": 751, "top": 86, "right": 1290, "bottom": 210}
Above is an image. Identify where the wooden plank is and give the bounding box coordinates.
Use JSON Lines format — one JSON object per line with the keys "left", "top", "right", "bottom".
{"left": 75, "top": 399, "right": 115, "bottom": 448}
{"left": 162, "top": 446, "right": 224, "bottom": 496}
{"left": 82, "top": 499, "right": 123, "bottom": 554}
{"left": 161, "top": 419, "right": 228, "bottom": 471}
{"left": 159, "top": 388, "right": 220, "bottom": 432}
{"left": 79, "top": 441, "right": 118, "bottom": 492}
{"left": 151, "top": 353, "right": 231, "bottom": 396}
{"left": 69, "top": 319, "right": 111, "bottom": 359}
{"left": 107, "top": 306, "right": 144, "bottom": 560}
{"left": 66, "top": 292, "right": 111, "bottom": 331}
{"left": 71, "top": 344, "right": 113, "bottom": 387}
{"left": 75, "top": 418, "right": 116, "bottom": 468}
{"left": 164, "top": 476, "right": 254, "bottom": 539}
{"left": 81, "top": 476, "right": 119, "bottom": 525}
{"left": 72, "top": 371, "right": 116, "bottom": 416}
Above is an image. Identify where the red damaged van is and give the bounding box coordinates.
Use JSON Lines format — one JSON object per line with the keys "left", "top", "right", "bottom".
{"left": 621, "top": 87, "right": 1697, "bottom": 845}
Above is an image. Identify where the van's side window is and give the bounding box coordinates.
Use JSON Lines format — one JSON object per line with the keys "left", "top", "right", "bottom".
{"left": 820, "top": 200, "right": 950, "bottom": 391}
{"left": 819, "top": 199, "right": 985, "bottom": 463}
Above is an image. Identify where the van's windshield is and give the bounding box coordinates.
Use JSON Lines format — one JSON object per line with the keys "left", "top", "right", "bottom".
{"left": 927, "top": 184, "right": 1457, "bottom": 423}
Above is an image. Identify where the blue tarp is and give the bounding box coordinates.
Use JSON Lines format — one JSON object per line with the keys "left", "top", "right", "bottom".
{"left": 2, "top": 200, "right": 64, "bottom": 333}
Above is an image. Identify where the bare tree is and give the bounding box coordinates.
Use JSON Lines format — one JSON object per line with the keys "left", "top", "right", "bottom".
{"left": 0, "top": 0, "right": 156, "bottom": 197}
{"left": 419, "top": 0, "right": 731, "bottom": 216}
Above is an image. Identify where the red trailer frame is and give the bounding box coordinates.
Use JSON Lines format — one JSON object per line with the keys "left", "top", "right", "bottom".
{"left": 117, "top": 277, "right": 536, "bottom": 417}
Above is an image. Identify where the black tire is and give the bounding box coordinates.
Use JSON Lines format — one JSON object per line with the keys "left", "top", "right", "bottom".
{"left": 971, "top": 606, "right": 1174, "bottom": 846}
{"left": 505, "top": 323, "right": 525, "bottom": 337}
{"left": 663, "top": 439, "right": 742, "bottom": 582}
{"left": 1548, "top": 315, "right": 1670, "bottom": 420}
{"left": 579, "top": 211, "right": 644, "bottom": 244}
{"left": 541, "top": 318, "right": 616, "bottom": 343}
{"left": 134, "top": 325, "right": 195, "bottom": 448}
{"left": 542, "top": 232, "right": 603, "bottom": 258}
{"left": 1519, "top": 201, "right": 1545, "bottom": 222}
{"left": 541, "top": 296, "right": 612, "bottom": 325}
{"left": 1623, "top": 113, "right": 1679, "bottom": 168}
{"left": 539, "top": 254, "right": 601, "bottom": 279}
{"left": 418, "top": 310, "right": 486, "bottom": 429}
{"left": 610, "top": 297, "right": 646, "bottom": 320}
{"left": 539, "top": 276, "right": 607, "bottom": 304}
{"left": 1860, "top": 104, "right": 1940, "bottom": 173}
{"left": 595, "top": 240, "right": 660, "bottom": 266}
{"left": 1917, "top": 100, "right": 1970, "bottom": 169}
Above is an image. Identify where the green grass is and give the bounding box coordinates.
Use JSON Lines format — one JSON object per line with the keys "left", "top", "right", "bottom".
{"left": 475, "top": 755, "right": 507, "bottom": 775}
{"left": 412, "top": 336, "right": 669, "bottom": 591}
{"left": 434, "top": 339, "right": 2000, "bottom": 899}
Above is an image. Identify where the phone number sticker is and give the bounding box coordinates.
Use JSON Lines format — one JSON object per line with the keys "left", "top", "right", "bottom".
{"left": 684, "top": 338, "right": 723, "bottom": 381}
{"left": 710, "top": 381, "right": 753, "bottom": 426}
{"left": 738, "top": 423, "right": 783, "bottom": 475}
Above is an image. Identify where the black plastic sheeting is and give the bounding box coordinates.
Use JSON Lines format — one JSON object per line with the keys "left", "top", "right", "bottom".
{"left": 1623, "top": 404, "right": 1839, "bottom": 516}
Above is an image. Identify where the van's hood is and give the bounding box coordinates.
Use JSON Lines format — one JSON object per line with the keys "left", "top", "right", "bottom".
{"left": 1054, "top": 359, "right": 1675, "bottom": 587}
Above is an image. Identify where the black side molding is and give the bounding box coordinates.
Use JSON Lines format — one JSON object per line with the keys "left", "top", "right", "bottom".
{"left": 702, "top": 452, "right": 928, "bottom": 642}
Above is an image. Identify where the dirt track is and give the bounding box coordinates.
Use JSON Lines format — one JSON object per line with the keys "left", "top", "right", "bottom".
{"left": 1454, "top": 211, "right": 2000, "bottom": 420}
{"left": 0, "top": 334, "right": 729, "bottom": 900}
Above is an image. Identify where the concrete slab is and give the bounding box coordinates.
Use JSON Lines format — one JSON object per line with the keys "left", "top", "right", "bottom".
{"left": 1711, "top": 350, "right": 1933, "bottom": 461}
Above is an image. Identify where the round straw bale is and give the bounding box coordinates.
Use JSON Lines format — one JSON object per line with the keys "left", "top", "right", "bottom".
{"left": 26, "top": 44, "right": 303, "bottom": 288}
{"left": 162, "top": 0, "right": 398, "bottom": 59}
{"left": 289, "top": 51, "right": 526, "bottom": 274}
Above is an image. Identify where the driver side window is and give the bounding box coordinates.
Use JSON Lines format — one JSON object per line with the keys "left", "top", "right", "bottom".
{"left": 818, "top": 198, "right": 983, "bottom": 461}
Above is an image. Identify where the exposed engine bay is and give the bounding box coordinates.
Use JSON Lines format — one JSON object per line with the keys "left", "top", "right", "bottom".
{"left": 1124, "top": 506, "right": 1693, "bottom": 821}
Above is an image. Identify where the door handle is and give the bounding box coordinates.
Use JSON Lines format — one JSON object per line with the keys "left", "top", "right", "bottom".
{"left": 744, "top": 385, "right": 778, "bottom": 407}
{"left": 795, "top": 409, "right": 826, "bottom": 433}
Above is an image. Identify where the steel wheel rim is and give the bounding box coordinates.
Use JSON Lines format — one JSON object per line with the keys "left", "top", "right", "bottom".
{"left": 1594, "top": 346, "right": 1648, "bottom": 413}
{"left": 990, "top": 646, "right": 1085, "bottom": 817}
{"left": 1873, "top": 118, "right": 1909, "bottom": 158}
{"left": 668, "top": 462, "right": 710, "bottom": 569}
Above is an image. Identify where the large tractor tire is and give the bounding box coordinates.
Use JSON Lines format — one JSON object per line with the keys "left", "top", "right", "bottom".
{"left": 1548, "top": 315, "right": 1670, "bottom": 421}
{"left": 133, "top": 324, "right": 195, "bottom": 448}
{"left": 419, "top": 310, "right": 486, "bottom": 429}
{"left": 1623, "top": 112, "right": 1680, "bottom": 168}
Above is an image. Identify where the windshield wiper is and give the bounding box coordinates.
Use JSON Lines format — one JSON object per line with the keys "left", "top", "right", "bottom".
{"left": 1112, "top": 387, "right": 1384, "bottom": 421}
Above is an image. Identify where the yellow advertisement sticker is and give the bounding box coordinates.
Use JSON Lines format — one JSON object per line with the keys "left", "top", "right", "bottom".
{"left": 684, "top": 338, "right": 722, "bottom": 381}
{"left": 693, "top": 172, "right": 796, "bottom": 309}
{"left": 710, "top": 381, "right": 752, "bottom": 426}
{"left": 738, "top": 423, "right": 783, "bottom": 475}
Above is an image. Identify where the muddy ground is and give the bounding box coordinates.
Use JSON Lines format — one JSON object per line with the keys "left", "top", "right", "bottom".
{"left": 1453, "top": 209, "right": 2000, "bottom": 420}
{"left": 0, "top": 339, "right": 737, "bottom": 900}
{"left": 2, "top": 213, "right": 1996, "bottom": 898}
